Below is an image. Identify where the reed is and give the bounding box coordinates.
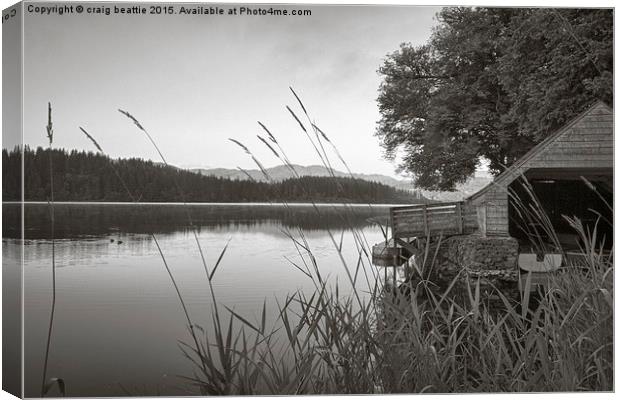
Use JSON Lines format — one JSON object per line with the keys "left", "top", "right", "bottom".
{"left": 173, "top": 90, "right": 612, "bottom": 394}
{"left": 78, "top": 125, "right": 211, "bottom": 379}
{"left": 69, "top": 91, "right": 613, "bottom": 394}
{"left": 115, "top": 110, "right": 236, "bottom": 386}
{"left": 40, "top": 103, "right": 65, "bottom": 397}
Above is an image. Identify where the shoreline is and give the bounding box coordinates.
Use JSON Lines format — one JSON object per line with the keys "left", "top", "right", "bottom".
{"left": 2, "top": 201, "right": 406, "bottom": 207}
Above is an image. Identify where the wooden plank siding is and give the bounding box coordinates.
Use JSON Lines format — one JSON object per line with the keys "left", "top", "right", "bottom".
{"left": 478, "top": 187, "right": 510, "bottom": 236}
{"left": 466, "top": 101, "right": 613, "bottom": 236}
{"left": 390, "top": 202, "right": 478, "bottom": 239}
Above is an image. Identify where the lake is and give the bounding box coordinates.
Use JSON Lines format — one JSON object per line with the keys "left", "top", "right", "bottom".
{"left": 2, "top": 202, "right": 392, "bottom": 397}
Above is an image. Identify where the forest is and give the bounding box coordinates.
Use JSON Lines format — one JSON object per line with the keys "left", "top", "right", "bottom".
{"left": 2, "top": 146, "right": 425, "bottom": 204}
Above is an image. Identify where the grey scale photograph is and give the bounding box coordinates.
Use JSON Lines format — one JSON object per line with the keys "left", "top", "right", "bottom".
{"left": 0, "top": 1, "right": 615, "bottom": 398}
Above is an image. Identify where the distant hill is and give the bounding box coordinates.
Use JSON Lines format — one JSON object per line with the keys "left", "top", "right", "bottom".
{"left": 192, "top": 165, "right": 492, "bottom": 201}
{"left": 192, "top": 164, "right": 412, "bottom": 188}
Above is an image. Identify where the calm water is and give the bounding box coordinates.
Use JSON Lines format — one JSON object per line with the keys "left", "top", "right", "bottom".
{"left": 3, "top": 203, "right": 390, "bottom": 397}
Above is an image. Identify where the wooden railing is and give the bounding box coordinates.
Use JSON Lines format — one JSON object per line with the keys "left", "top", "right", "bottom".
{"left": 390, "top": 201, "right": 478, "bottom": 240}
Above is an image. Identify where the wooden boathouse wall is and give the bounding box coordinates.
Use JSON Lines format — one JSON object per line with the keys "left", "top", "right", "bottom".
{"left": 468, "top": 101, "right": 613, "bottom": 236}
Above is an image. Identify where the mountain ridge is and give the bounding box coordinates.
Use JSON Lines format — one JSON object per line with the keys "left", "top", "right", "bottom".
{"left": 191, "top": 165, "right": 493, "bottom": 201}
{"left": 193, "top": 164, "right": 409, "bottom": 187}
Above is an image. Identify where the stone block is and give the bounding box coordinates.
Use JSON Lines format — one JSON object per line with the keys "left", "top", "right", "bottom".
{"left": 405, "top": 234, "right": 519, "bottom": 298}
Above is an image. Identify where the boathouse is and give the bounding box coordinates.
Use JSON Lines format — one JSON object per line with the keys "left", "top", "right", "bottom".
{"left": 388, "top": 101, "right": 613, "bottom": 271}
{"left": 468, "top": 100, "right": 613, "bottom": 242}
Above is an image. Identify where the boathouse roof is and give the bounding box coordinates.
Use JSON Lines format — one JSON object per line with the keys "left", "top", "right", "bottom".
{"left": 468, "top": 100, "right": 613, "bottom": 202}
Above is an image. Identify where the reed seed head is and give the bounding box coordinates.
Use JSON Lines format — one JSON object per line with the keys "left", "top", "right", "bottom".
{"left": 46, "top": 102, "right": 54, "bottom": 145}
{"left": 79, "top": 127, "right": 103, "bottom": 152}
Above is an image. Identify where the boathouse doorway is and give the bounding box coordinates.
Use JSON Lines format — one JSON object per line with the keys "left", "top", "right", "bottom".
{"left": 508, "top": 168, "right": 613, "bottom": 252}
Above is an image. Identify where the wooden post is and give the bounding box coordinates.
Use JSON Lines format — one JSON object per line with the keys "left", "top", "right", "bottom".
{"left": 384, "top": 265, "right": 388, "bottom": 286}
{"left": 422, "top": 205, "right": 428, "bottom": 235}
{"left": 455, "top": 202, "right": 463, "bottom": 234}
{"left": 389, "top": 209, "right": 397, "bottom": 265}
{"left": 393, "top": 264, "right": 397, "bottom": 287}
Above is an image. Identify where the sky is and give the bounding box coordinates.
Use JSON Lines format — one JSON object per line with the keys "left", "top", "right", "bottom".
{"left": 18, "top": 2, "right": 440, "bottom": 177}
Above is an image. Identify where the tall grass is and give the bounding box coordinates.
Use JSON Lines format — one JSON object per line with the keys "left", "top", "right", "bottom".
{"left": 177, "top": 238, "right": 612, "bottom": 394}
{"left": 77, "top": 90, "right": 613, "bottom": 394}
{"left": 81, "top": 111, "right": 241, "bottom": 393}
{"left": 78, "top": 124, "right": 213, "bottom": 380}
{"left": 164, "top": 90, "right": 613, "bottom": 393}
{"left": 40, "top": 103, "right": 65, "bottom": 397}
{"left": 188, "top": 219, "right": 611, "bottom": 393}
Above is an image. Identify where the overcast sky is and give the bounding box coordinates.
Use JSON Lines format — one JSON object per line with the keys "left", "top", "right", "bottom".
{"left": 21, "top": 3, "right": 440, "bottom": 177}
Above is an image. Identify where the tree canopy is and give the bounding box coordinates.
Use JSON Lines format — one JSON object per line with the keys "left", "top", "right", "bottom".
{"left": 376, "top": 7, "right": 612, "bottom": 191}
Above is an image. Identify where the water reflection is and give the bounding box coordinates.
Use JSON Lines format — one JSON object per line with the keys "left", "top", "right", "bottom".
{"left": 3, "top": 202, "right": 389, "bottom": 397}
{"left": 3, "top": 203, "right": 390, "bottom": 239}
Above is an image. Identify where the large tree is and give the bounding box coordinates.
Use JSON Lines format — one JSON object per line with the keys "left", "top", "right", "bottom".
{"left": 376, "top": 7, "right": 613, "bottom": 191}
